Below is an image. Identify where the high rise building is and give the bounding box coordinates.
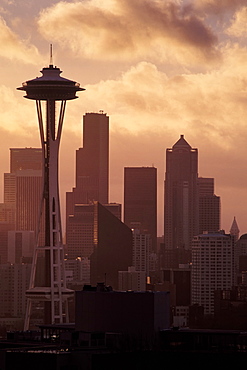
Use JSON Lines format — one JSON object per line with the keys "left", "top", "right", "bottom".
{"left": 77, "top": 112, "right": 109, "bottom": 203}
{"left": 198, "top": 177, "right": 220, "bottom": 234}
{"left": 164, "top": 135, "right": 198, "bottom": 251}
{"left": 66, "top": 112, "right": 110, "bottom": 255}
{"left": 66, "top": 112, "right": 109, "bottom": 219}
{"left": 191, "top": 231, "right": 235, "bottom": 315}
{"left": 124, "top": 167, "right": 157, "bottom": 251}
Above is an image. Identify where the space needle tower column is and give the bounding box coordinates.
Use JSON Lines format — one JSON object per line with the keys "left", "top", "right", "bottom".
{"left": 17, "top": 54, "right": 84, "bottom": 330}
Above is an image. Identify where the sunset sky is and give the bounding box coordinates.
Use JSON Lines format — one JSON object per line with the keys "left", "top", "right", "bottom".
{"left": 0, "top": 0, "right": 247, "bottom": 237}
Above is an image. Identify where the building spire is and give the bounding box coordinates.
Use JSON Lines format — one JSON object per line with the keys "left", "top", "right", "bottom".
{"left": 50, "top": 44, "right": 53, "bottom": 66}
{"left": 230, "top": 216, "right": 240, "bottom": 241}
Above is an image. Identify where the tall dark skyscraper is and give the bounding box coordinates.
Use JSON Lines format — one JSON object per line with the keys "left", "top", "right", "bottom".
{"left": 66, "top": 112, "right": 113, "bottom": 261}
{"left": 76, "top": 112, "right": 109, "bottom": 204}
{"left": 164, "top": 135, "right": 199, "bottom": 251}
{"left": 124, "top": 167, "right": 157, "bottom": 251}
{"left": 66, "top": 112, "right": 109, "bottom": 226}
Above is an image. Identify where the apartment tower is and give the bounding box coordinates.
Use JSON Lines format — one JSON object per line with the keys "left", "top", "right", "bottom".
{"left": 191, "top": 231, "right": 234, "bottom": 315}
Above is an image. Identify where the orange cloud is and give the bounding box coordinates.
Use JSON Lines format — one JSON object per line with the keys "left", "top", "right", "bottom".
{"left": 0, "top": 16, "right": 40, "bottom": 63}
{"left": 226, "top": 6, "right": 247, "bottom": 37}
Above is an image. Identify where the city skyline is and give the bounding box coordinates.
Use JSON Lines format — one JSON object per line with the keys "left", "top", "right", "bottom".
{"left": 0, "top": 0, "right": 247, "bottom": 236}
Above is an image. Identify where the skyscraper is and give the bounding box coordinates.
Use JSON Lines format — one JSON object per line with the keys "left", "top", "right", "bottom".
{"left": 66, "top": 112, "right": 109, "bottom": 215}
{"left": 164, "top": 135, "right": 198, "bottom": 252}
{"left": 66, "top": 112, "right": 110, "bottom": 253}
{"left": 124, "top": 167, "right": 157, "bottom": 251}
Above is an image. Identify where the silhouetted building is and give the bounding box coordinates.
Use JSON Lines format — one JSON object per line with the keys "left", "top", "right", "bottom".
{"left": 162, "top": 265, "right": 191, "bottom": 326}
{"left": 162, "top": 266, "right": 191, "bottom": 307}
{"left": 75, "top": 284, "right": 170, "bottom": 336}
{"left": 214, "top": 286, "right": 247, "bottom": 329}
{"left": 164, "top": 135, "right": 198, "bottom": 252}
{"left": 198, "top": 177, "right": 220, "bottom": 234}
{"left": 90, "top": 202, "right": 132, "bottom": 290}
{"left": 124, "top": 166, "right": 157, "bottom": 251}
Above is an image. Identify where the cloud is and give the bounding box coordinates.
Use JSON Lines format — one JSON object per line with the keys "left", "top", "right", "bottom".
{"left": 226, "top": 6, "right": 247, "bottom": 37}
{"left": 0, "top": 16, "right": 40, "bottom": 63}
{"left": 37, "top": 0, "right": 219, "bottom": 65}
{"left": 80, "top": 52, "right": 247, "bottom": 149}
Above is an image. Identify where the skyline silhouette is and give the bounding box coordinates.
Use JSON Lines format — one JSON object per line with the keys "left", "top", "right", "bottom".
{"left": 0, "top": 0, "right": 246, "bottom": 237}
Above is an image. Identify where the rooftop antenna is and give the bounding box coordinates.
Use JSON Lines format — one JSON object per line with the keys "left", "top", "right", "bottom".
{"left": 50, "top": 44, "right": 53, "bottom": 66}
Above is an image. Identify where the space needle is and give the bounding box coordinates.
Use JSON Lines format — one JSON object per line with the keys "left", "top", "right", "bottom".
{"left": 17, "top": 47, "right": 84, "bottom": 330}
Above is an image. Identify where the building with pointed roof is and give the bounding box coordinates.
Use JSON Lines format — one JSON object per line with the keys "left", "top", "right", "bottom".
{"left": 230, "top": 216, "right": 240, "bottom": 242}
{"left": 164, "top": 135, "right": 198, "bottom": 259}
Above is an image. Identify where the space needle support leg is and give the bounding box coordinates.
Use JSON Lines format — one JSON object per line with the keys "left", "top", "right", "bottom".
{"left": 46, "top": 99, "right": 68, "bottom": 324}
{"left": 24, "top": 100, "right": 46, "bottom": 331}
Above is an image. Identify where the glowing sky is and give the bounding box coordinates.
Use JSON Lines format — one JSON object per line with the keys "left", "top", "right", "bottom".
{"left": 0, "top": 0, "right": 247, "bottom": 237}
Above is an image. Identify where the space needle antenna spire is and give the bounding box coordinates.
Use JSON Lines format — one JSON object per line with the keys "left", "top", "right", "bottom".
{"left": 17, "top": 51, "right": 85, "bottom": 330}
{"left": 50, "top": 44, "right": 53, "bottom": 66}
